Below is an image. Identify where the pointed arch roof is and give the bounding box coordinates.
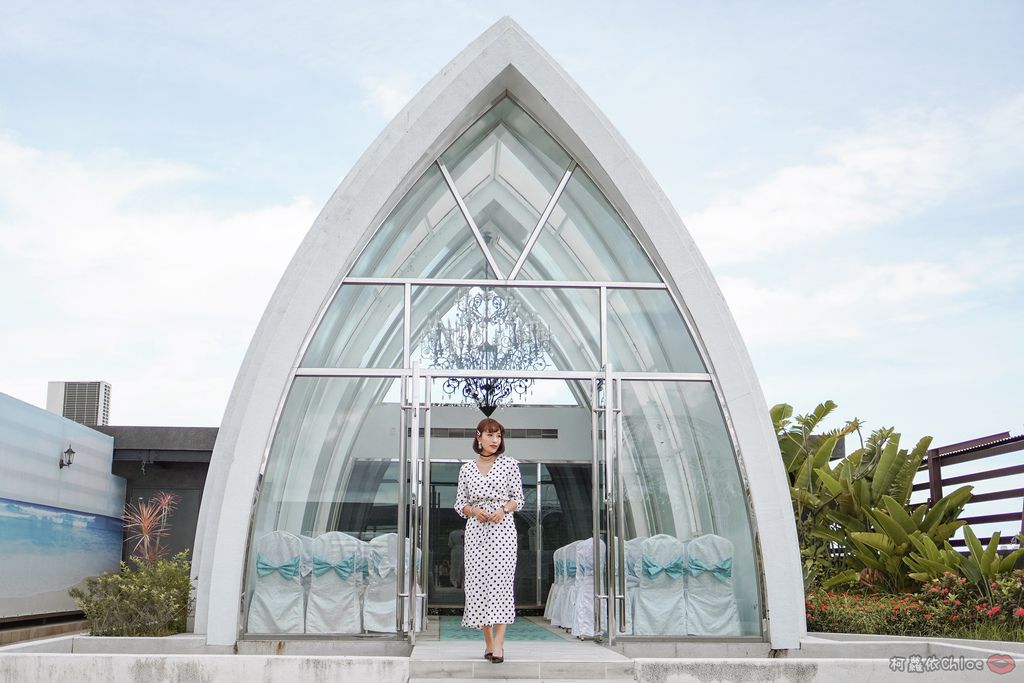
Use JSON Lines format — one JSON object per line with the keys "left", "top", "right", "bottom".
{"left": 192, "top": 17, "right": 803, "bottom": 648}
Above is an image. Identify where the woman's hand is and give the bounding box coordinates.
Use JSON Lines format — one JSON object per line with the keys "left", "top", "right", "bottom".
{"left": 471, "top": 507, "right": 490, "bottom": 523}
{"left": 487, "top": 507, "right": 505, "bottom": 524}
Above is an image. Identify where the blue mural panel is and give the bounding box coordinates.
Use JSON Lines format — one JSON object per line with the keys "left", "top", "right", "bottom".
{"left": 0, "top": 497, "right": 122, "bottom": 614}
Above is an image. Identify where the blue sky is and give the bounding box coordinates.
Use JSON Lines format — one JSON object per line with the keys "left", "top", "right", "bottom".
{"left": 1, "top": 1, "right": 1022, "bottom": 454}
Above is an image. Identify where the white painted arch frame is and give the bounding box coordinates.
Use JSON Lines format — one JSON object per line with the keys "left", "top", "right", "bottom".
{"left": 193, "top": 18, "right": 805, "bottom": 648}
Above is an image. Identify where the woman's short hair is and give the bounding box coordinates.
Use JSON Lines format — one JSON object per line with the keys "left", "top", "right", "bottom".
{"left": 473, "top": 417, "right": 506, "bottom": 455}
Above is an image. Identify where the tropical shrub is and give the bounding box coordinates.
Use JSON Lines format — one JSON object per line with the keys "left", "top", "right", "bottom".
{"left": 69, "top": 551, "right": 194, "bottom": 636}
{"left": 773, "top": 401, "right": 974, "bottom": 592}
{"left": 70, "top": 491, "right": 194, "bottom": 636}
{"left": 124, "top": 491, "right": 179, "bottom": 564}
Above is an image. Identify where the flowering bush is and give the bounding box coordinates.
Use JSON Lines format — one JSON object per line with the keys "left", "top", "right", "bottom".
{"left": 806, "top": 570, "right": 1024, "bottom": 641}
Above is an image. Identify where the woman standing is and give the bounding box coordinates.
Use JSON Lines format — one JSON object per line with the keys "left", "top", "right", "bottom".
{"left": 454, "top": 417, "right": 525, "bottom": 664}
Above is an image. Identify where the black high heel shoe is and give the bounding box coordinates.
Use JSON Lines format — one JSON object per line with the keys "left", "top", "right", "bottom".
{"left": 484, "top": 652, "right": 493, "bottom": 660}
{"left": 490, "top": 651, "right": 504, "bottom": 664}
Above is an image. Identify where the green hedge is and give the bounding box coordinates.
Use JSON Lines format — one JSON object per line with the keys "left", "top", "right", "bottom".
{"left": 70, "top": 551, "right": 194, "bottom": 637}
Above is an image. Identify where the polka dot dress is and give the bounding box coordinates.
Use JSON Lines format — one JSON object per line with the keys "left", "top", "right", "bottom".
{"left": 454, "top": 454, "right": 526, "bottom": 629}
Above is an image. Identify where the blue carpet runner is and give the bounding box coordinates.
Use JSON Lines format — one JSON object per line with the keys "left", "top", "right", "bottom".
{"left": 439, "top": 615, "right": 565, "bottom": 641}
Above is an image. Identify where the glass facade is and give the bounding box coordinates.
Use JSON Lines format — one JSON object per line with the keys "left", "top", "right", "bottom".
{"left": 244, "top": 97, "right": 761, "bottom": 640}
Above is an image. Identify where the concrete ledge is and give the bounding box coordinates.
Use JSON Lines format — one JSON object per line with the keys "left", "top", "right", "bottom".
{"left": 0, "top": 634, "right": 75, "bottom": 654}
{"left": 806, "top": 631, "right": 1024, "bottom": 655}
{"left": 0, "top": 620, "right": 87, "bottom": 647}
{"left": 633, "top": 656, "right": 1023, "bottom": 683}
{"left": 0, "top": 653, "right": 409, "bottom": 683}
{"left": 70, "top": 634, "right": 232, "bottom": 655}
{"left": 237, "top": 638, "right": 411, "bottom": 656}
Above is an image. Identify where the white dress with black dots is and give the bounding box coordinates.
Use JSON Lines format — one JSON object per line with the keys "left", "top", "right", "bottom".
{"left": 454, "top": 455, "right": 526, "bottom": 629}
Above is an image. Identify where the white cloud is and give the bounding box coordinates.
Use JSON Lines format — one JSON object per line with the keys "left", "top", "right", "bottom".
{"left": 721, "top": 237, "right": 1024, "bottom": 346}
{"left": 685, "top": 94, "right": 1024, "bottom": 265}
{"left": 0, "top": 133, "right": 318, "bottom": 424}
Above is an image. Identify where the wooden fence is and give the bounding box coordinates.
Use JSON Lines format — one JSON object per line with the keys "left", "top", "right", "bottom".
{"left": 912, "top": 432, "right": 1024, "bottom": 549}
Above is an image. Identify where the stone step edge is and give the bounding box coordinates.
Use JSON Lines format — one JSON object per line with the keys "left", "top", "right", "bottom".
{"left": 409, "top": 679, "right": 635, "bottom": 683}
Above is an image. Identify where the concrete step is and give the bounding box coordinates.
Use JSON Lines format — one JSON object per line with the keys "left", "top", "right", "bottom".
{"left": 410, "top": 640, "right": 635, "bottom": 680}
{"left": 410, "top": 680, "right": 634, "bottom": 683}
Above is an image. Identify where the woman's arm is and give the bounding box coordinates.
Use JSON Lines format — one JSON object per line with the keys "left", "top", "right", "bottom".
{"left": 507, "top": 460, "right": 526, "bottom": 512}
{"left": 454, "top": 466, "right": 470, "bottom": 519}
{"left": 491, "top": 460, "right": 527, "bottom": 522}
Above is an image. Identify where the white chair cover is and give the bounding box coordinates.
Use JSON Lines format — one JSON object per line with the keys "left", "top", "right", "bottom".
{"left": 633, "top": 534, "right": 687, "bottom": 636}
{"left": 556, "top": 540, "right": 584, "bottom": 629}
{"left": 247, "top": 530, "right": 306, "bottom": 634}
{"left": 685, "top": 534, "right": 740, "bottom": 636}
{"left": 362, "top": 533, "right": 422, "bottom": 632}
{"left": 305, "top": 531, "right": 365, "bottom": 633}
{"left": 622, "top": 536, "right": 647, "bottom": 635}
{"left": 543, "top": 545, "right": 564, "bottom": 622}
{"left": 572, "top": 537, "right": 607, "bottom": 638}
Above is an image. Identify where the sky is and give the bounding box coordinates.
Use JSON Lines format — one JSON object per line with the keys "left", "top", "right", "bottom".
{"left": 1, "top": 1, "right": 1022, "bottom": 453}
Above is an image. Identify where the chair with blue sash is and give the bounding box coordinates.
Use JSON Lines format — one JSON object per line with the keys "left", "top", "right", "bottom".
{"left": 362, "top": 533, "right": 422, "bottom": 633}
{"left": 622, "top": 536, "right": 647, "bottom": 635}
{"left": 246, "top": 530, "right": 306, "bottom": 634}
{"left": 684, "top": 533, "right": 739, "bottom": 635}
{"left": 543, "top": 546, "right": 563, "bottom": 622}
{"left": 555, "top": 540, "right": 583, "bottom": 629}
{"left": 571, "top": 537, "right": 607, "bottom": 638}
{"left": 633, "top": 534, "right": 688, "bottom": 636}
{"left": 305, "top": 531, "right": 365, "bottom": 633}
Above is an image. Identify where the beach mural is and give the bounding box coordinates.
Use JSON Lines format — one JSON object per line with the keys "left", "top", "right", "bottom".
{"left": 0, "top": 496, "right": 123, "bottom": 617}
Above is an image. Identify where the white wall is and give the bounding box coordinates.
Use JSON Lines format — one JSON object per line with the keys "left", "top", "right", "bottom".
{"left": 0, "top": 392, "right": 126, "bottom": 619}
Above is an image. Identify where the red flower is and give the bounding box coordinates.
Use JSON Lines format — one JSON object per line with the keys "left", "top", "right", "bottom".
{"left": 925, "top": 614, "right": 933, "bottom": 620}
{"left": 987, "top": 606, "right": 1001, "bottom": 617}
{"left": 1014, "top": 608, "right": 1024, "bottom": 618}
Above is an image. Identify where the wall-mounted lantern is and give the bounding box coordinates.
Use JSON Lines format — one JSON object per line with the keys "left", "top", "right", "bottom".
{"left": 59, "top": 445, "right": 75, "bottom": 469}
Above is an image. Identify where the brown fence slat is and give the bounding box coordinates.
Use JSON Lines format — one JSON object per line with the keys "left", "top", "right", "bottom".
{"left": 967, "top": 488, "right": 1024, "bottom": 504}
{"left": 948, "top": 537, "right": 1020, "bottom": 548}
{"left": 961, "top": 512, "right": 1023, "bottom": 525}
{"left": 937, "top": 463, "right": 1024, "bottom": 488}
{"left": 936, "top": 440, "right": 1024, "bottom": 467}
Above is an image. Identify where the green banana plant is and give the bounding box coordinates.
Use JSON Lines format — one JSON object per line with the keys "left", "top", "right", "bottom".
{"left": 846, "top": 493, "right": 970, "bottom": 592}
{"left": 773, "top": 401, "right": 978, "bottom": 592}
{"left": 959, "top": 527, "right": 1024, "bottom": 601}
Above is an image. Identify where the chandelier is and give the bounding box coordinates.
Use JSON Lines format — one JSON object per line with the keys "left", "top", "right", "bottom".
{"left": 420, "top": 287, "right": 550, "bottom": 415}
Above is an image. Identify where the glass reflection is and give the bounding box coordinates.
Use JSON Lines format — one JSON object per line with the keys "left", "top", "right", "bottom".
{"left": 246, "top": 376, "right": 417, "bottom": 635}
{"left": 349, "top": 165, "right": 489, "bottom": 280}
{"left": 616, "top": 380, "right": 758, "bottom": 636}
{"left": 441, "top": 98, "right": 572, "bottom": 276}
{"left": 302, "top": 284, "right": 404, "bottom": 368}
{"left": 606, "top": 288, "right": 706, "bottom": 373}
{"left": 519, "top": 170, "right": 661, "bottom": 282}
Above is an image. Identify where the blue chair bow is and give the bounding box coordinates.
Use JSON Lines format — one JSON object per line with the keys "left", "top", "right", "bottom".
{"left": 554, "top": 559, "right": 564, "bottom": 577}
{"left": 256, "top": 553, "right": 301, "bottom": 580}
{"left": 565, "top": 561, "right": 577, "bottom": 577}
{"left": 688, "top": 556, "right": 732, "bottom": 582}
{"left": 642, "top": 555, "right": 686, "bottom": 579}
{"left": 312, "top": 554, "right": 360, "bottom": 579}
